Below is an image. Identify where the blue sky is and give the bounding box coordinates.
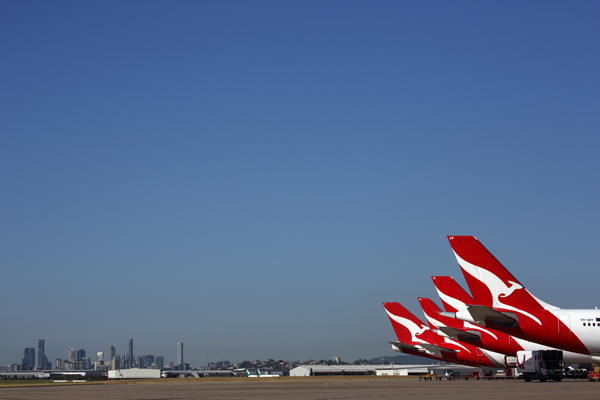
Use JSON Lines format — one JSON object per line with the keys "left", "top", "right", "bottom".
{"left": 1, "top": 1, "right": 599, "bottom": 367}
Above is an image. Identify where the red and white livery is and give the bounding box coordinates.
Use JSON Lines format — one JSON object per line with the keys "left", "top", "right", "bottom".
{"left": 383, "top": 302, "right": 504, "bottom": 368}
{"left": 425, "top": 277, "right": 600, "bottom": 364}
{"left": 446, "top": 236, "right": 600, "bottom": 356}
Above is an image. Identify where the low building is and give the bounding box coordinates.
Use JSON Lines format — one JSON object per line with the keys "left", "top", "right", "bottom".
{"left": 376, "top": 365, "right": 430, "bottom": 376}
{"left": 289, "top": 364, "right": 442, "bottom": 377}
{"left": 0, "top": 371, "right": 50, "bottom": 379}
{"left": 108, "top": 368, "right": 161, "bottom": 379}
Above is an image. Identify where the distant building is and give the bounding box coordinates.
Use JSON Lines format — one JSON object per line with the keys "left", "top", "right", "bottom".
{"left": 68, "top": 348, "right": 76, "bottom": 362}
{"left": 140, "top": 355, "right": 154, "bottom": 369}
{"left": 9, "top": 363, "right": 22, "bottom": 372}
{"left": 23, "top": 347, "right": 35, "bottom": 370}
{"left": 208, "top": 361, "right": 230, "bottom": 369}
{"left": 155, "top": 356, "right": 164, "bottom": 369}
{"left": 65, "top": 357, "right": 90, "bottom": 370}
{"left": 110, "top": 346, "right": 116, "bottom": 362}
{"left": 108, "top": 368, "right": 161, "bottom": 379}
{"left": 37, "top": 339, "right": 45, "bottom": 370}
{"left": 39, "top": 355, "right": 50, "bottom": 370}
{"left": 77, "top": 349, "right": 86, "bottom": 361}
{"left": 177, "top": 342, "right": 183, "bottom": 368}
{"left": 177, "top": 363, "right": 189, "bottom": 371}
{"left": 128, "top": 339, "right": 134, "bottom": 369}
{"left": 94, "top": 360, "right": 108, "bottom": 372}
{"left": 289, "top": 364, "right": 426, "bottom": 376}
{"left": 97, "top": 352, "right": 104, "bottom": 362}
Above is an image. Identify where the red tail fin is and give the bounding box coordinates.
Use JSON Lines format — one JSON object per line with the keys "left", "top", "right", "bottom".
{"left": 418, "top": 297, "right": 463, "bottom": 329}
{"left": 447, "top": 236, "right": 555, "bottom": 312}
{"left": 431, "top": 276, "right": 474, "bottom": 312}
{"left": 417, "top": 297, "right": 442, "bottom": 328}
{"left": 383, "top": 302, "right": 430, "bottom": 342}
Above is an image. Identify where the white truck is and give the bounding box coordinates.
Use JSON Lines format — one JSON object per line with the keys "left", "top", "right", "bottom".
{"left": 517, "top": 350, "right": 564, "bottom": 382}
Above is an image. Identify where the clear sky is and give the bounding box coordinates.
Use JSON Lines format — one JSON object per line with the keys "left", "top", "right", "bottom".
{"left": 1, "top": 1, "right": 599, "bottom": 367}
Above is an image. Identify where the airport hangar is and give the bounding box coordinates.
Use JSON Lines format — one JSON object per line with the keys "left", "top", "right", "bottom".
{"left": 289, "top": 364, "right": 441, "bottom": 376}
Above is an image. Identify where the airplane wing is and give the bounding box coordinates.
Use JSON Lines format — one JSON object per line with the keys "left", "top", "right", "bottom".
{"left": 440, "top": 304, "right": 518, "bottom": 328}
{"left": 389, "top": 341, "right": 458, "bottom": 355}
{"left": 436, "top": 326, "right": 481, "bottom": 343}
{"left": 389, "top": 341, "right": 421, "bottom": 352}
{"left": 467, "top": 305, "right": 518, "bottom": 328}
{"left": 418, "top": 343, "right": 458, "bottom": 354}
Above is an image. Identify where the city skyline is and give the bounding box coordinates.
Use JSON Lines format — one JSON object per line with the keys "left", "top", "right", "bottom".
{"left": 2, "top": 2, "right": 600, "bottom": 367}
{"left": 6, "top": 338, "right": 373, "bottom": 372}
{"left": 7, "top": 338, "right": 177, "bottom": 371}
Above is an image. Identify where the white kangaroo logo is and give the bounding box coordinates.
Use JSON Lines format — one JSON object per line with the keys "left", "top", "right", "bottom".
{"left": 435, "top": 285, "right": 468, "bottom": 313}
{"left": 385, "top": 309, "right": 427, "bottom": 342}
{"left": 453, "top": 251, "right": 542, "bottom": 325}
{"left": 387, "top": 309, "right": 471, "bottom": 353}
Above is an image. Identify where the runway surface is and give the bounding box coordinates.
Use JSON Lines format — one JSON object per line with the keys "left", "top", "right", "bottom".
{"left": 1, "top": 378, "right": 599, "bottom": 400}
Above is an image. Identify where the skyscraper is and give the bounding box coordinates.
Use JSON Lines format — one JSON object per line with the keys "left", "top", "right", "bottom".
{"left": 37, "top": 339, "right": 45, "bottom": 370}
{"left": 68, "top": 348, "right": 76, "bottom": 362}
{"left": 23, "top": 347, "right": 35, "bottom": 370}
{"left": 177, "top": 342, "right": 183, "bottom": 368}
{"left": 140, "top": 355, "right": 154, "bottom": 368}
{"left": 97, "top": 352, "right": 104, "bottom": 362}
{"left": 128, "top": 339, "right": 133, "bottom": 368}
{"left": 110, "top": 345, "right": 116, "bottom": 361}
{"left": 76, "top": 349, "right": 86, "bottom": 361}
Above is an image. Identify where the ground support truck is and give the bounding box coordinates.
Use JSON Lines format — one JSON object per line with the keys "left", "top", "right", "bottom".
{"left": 517, "top": 350, "right": 564, "bottom": 382}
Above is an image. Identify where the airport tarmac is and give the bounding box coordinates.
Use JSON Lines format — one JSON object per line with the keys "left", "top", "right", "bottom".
{"left": 1, "top": 378, "right": 599, "bottom": 400}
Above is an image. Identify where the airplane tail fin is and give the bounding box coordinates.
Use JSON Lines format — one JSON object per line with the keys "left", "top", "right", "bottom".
{"left": 383, "top": 302, "right": 431, "bottom": 343}
{"left": 417, "top": 297, "right": 443, "bottom": 328}
{"left": 431, "top": 276, "right": 474, "bottom": 312}
{"left": 418, "top": 297, "right": 486, "bottom": 344}
{"left": 447, "top": 236, "right": 556, "bottom": 311}
{"left": 418, "top": 297, "right": 462, "bottom": 329}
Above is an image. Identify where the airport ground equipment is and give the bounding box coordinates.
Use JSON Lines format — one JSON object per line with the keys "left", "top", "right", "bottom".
{"left": 587, "top": 364, "right": 600, "bottom": 381}
{"left": 433, "top": 367, "right": 477, "bottom": 380}
{"left": 517, "top": 350, "right": 564, "bottom": 382}
{"left": 418, "top": 373, "right": 434, "bottom": 380}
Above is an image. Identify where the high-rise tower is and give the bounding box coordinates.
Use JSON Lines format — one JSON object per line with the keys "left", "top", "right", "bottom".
{"left": 68, "top": 348, "right": 76, "bottom": 362}
{"left": 37, "top": 339, "right": 45, "bottom": 370}
{"left": 128, "top": 339, "right": 133, "bottom": 368}
{"left": 23, "top": 347, "right": 35, "bottom": 370}
{"left": 177, "top": 342, "right": 183, "bottom": 368}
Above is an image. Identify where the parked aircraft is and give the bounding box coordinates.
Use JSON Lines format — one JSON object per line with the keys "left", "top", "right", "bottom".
{"left": 445, "top": 236, "right": 600, "bottom": 356}
{"left": 420, "top": 294, "right": 525, "bottom": 355}
{"left": 246, "top": 369, "right": 258, "bottom": 377}
{"left": 422, "top": 279, "right": 600, "bottom": 365}
{"left": 257, "top": 369, "right": 280, "bottom": 377}
{"left": 383, "top": 302, "right": 504, "bottom": 368}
